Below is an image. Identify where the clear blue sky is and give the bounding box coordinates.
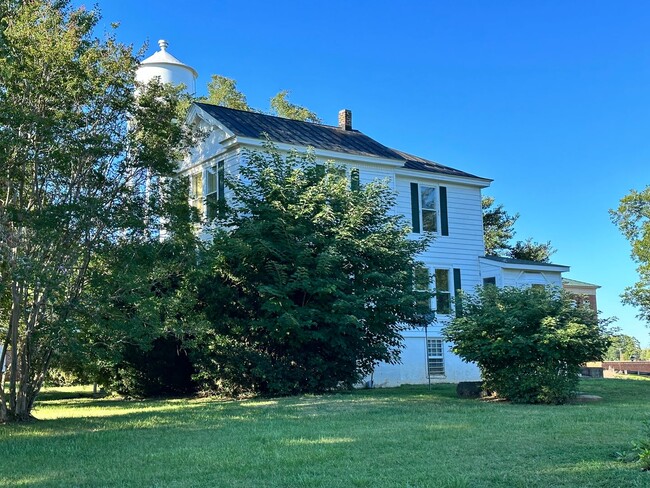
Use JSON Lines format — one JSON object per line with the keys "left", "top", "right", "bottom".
{"left": 95, "top": 0, "right": 650, "bottom": 346}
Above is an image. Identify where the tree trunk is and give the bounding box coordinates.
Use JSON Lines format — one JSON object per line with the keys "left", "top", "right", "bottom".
{"left": 8, "top": 283, "right": 21, "bottom": 415}
{"left": 0, "top": 371, "right": 7, "bottom": 423}
{"left": 0, "top": 327, "right": 9, "bottom": 422}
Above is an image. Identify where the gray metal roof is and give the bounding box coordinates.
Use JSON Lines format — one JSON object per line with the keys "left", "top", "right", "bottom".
{"left": 562, "top": 278, "right": 601, "bottom": 288}
{"left": 195, "top": 103, "right": 485, "bottom": 180}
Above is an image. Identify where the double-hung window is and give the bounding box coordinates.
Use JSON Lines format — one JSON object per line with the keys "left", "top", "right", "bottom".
{"left": 414, "top": 264, "right": 432, "bottom": 312}
{"left": 420, "top": 186, "right": 438, "bottom": 232}
{"left": 414, "top": 266, "right": 453, "bottom": 315}
{"left": 434, "top": 269, "right": 451, "bottom": 314}
{"left": 205, "top": 160, "right": 225, "bottom": 220}
{"left": 189, "top": 172, "right": 203, "bottom": 214}
{"left": 410, "top": 183, "right": 448, "bottom": 235}
{"left": 427, "top": 338, "right": 445, "bottom": 377}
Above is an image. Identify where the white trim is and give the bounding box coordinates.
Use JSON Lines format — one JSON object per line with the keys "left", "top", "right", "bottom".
{"left": 232, "top": 138, "right": 492, "bottom": 188}
{"left": 479, "top": 257, "right": 570, "bottom": 273}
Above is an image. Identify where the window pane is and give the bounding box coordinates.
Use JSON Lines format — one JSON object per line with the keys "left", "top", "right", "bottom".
{"left": 414, "top": 265, "right": 431, "bottom": 311}
{"left": 206, "top": 166, "right": 217, "bottom": 194}
{"left": 206, "top": 193, "right": 218, "bottom": 220}
{"left": 414, "top": 266, "right": 429, "bottom": 290}
{"left": 422, "top": 209, "right": 437, "bottom": 232}
{"left": 435, "top": 269, "right": 449, "bottom": 291}
{"left": 191, "top": 173, "right": 203, "bottom": 198}
{"left": 436, "top": 292, "right": 451, "bottom": 314}
{"left": 421, "top": 186, "right": 436, "bottom": 210}
{"left": 428, "top": 358, "right": 445, "bottom": 376}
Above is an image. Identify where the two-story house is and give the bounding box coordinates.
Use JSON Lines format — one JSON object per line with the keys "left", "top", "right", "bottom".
{"left": 139, "top": 41, "right": 573, "bottom": 386}
{"left": 183, "top": 102, "right": 499, "bottom": 386}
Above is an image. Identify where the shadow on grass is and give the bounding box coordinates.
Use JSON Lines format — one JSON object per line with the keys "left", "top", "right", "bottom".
{"left": 2, "top": 379, "right": 650, "bottom": 488}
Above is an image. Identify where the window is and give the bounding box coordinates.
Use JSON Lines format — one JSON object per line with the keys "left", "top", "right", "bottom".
{"left": 410, "top": 184, "right": 448, "bottom": 235}
{"left": 414, "top": 264, "right": 431, "bottom": 311}
{"left": 420, "top": 186, "right": 438, "bottom": 232}
{"left": 205, "top": 160, "right": 225, "bottom": 220}
{"left": 483, "top": 277, "right": 496, "bottom": 286}
{"left": 427, "top": 338, "right": 445, "bottom": 377}
{"left": 435, "top": 269, "right": 451, "bottom": 314}
{"left": 189, "top": 172, "right": 203, "bottom": 214}
{"left": 414, "top": 266, "right": 452, "bottom": 314}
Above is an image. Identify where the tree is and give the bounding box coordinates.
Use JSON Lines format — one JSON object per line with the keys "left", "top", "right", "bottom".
{"left": 604, "top": 334, "right": 642, "bottom": 361}
{"left": 202, "top": 75, "right": 319, "bottom": 122}
{"left": 482, "top": 196, "right": 518, "bottom": 256}
{"left": 0, "top": 1, "right": 195, "bottom": 421}
{"left": 270, "top": 90, "right": 321, "bottom": 123}
{"left": 444, "top": 286, "right": 610, "bottom": 404}
{"left": 52, "top": 207, "right": 207, "bottom": 397}
{"left": 204, "top": 75, "right": 251, "bottom": 111}
{"left": 611, "top": 186, "right": 650, "bottom": 324}
{"left": 482, "top": 196, "right": 555, "bottom": 262}
{"left": 509, "top": 238, "right": 555, "bottom": 263}
{"left": 194, "top": 144, "right": 431, "bottom": 396}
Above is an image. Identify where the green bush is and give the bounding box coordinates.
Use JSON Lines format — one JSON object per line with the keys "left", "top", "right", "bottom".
{"left": 444, "top": 285, "right": 610, "bottom": 404}
{"left": 194, "top": 145, "right": 429, "bottom": 396}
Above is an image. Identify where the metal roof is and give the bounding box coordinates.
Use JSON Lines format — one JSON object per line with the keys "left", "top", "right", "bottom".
{"left": 562, "top": 278, "right": 601, "bottom": 288}
{"left": 195, "top": 103, "right": 486, "bottom": 180}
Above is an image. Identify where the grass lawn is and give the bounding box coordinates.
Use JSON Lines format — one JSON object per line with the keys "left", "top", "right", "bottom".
{"left": 1, "top": 377, "right": 649, "bottom": 487}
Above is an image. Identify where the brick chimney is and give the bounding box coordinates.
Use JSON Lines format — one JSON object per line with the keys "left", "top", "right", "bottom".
{"left": 338, "top": 109, "right": 352, "bottom": 130}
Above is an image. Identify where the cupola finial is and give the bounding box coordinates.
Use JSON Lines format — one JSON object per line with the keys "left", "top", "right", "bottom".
{"left": 158, "top": 39, "right": 168, "bottom": 51}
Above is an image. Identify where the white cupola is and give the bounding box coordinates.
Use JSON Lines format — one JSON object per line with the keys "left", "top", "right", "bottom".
{"left": 135, "top": 39, "right": 198, "bottom": 94}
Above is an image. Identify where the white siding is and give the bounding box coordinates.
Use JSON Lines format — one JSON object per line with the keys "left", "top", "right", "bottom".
{"left": 502, "top": 269, "right": 563, "bottom": 287}
{"left": 370, "top": 336, "right": 480, "bottom": 387}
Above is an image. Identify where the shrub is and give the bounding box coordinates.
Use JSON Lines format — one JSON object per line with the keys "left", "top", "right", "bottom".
{"left": 110, "top": 335, "right": 197, "bottom": 398}
{"left": 194, "top": 145, "right": 430, "bottom": 396}
{"left": 616, "top": 419, "right": 650, "bottom": 471}
{"left": 444, "top": 285, "right": 610, "bottom": 404}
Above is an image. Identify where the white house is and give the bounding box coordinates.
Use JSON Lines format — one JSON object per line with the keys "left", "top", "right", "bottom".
{"left": 181, "top": 102, "right": 574, "bottom": 386}
{"left": 139, "top": 41, "right": 572, "bottom": 386}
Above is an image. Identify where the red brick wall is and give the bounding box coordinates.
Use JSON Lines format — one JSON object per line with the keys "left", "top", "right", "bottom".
{"left": 602, "top": 361, "right": 650, "bottom": 373}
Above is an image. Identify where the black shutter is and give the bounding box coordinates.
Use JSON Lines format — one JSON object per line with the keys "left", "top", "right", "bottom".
{"left": 351, "top": 168, "right": 360, "bottom": 191}
{"left": 453, "top": 268, "right": 462, "bottom": 317}
{"left": 440, "top": 186, "right": 449, "bottom": 236}
{"left": 410, "top": 183, "right": 420, "bottom": 233}
{"left": 217, "top": 160, "right": 225, "bottom": 201}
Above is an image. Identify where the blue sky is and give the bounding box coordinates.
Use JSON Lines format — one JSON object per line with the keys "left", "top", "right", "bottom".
{"left": 95, "top": 0, "right": 650, "bottom": 346}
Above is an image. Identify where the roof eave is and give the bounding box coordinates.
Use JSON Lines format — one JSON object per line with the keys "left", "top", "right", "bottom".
{"left": 235, "top": 137, "right": 492, "bottom": 187}
{"left": 479, "top": 256, "right": 570, "bottom": 273}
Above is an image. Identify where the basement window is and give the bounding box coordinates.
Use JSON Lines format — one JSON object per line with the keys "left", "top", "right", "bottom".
{"left": 427, "top": 338, "right": 445, "bottom": 377}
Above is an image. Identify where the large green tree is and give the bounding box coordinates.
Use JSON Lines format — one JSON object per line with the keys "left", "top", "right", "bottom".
{"left": 202, "top": 75, "right": 320, "bottom": 122}
{"left": 611, "top": 186, "right": 650, "bottom": 324}
{"left": 482, "top": 196, "right": 555, "bottom": 262}
{"left": 0, "top": 0, "right": 195, "bottom": 421}
{"left": 444, "top": 286, "right": 609, "bottom": 404}
{"left": 604, "top": 334, "right": 642, "bottom": 361}
{"left": 194, "top": 144, "right": 430, "bottom": 396}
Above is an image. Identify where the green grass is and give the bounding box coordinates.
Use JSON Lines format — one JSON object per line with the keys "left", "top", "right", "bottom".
{"left": 1, "top": 378, "right": 649, "bottom": 487}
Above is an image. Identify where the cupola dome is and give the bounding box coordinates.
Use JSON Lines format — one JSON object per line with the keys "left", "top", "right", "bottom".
{"left": 135, "top": 39, "right": 198, "bottom": 94}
